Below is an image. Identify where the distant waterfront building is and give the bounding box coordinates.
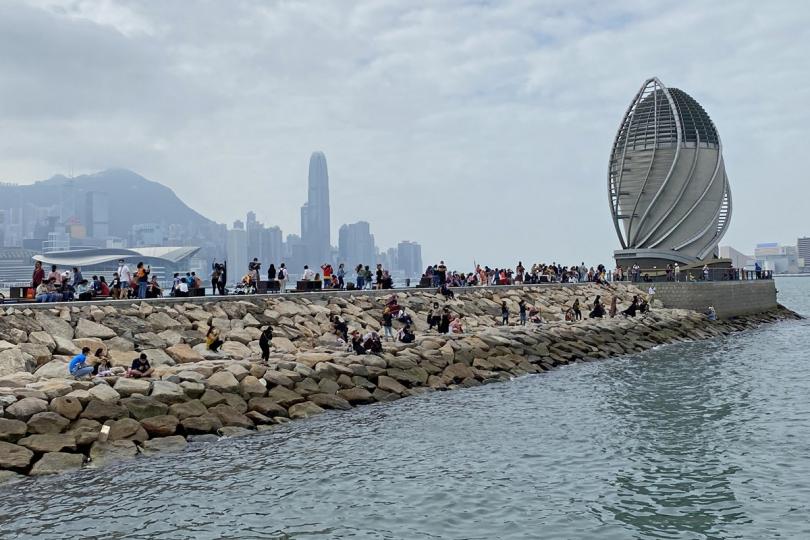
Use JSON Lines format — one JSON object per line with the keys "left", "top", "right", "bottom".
{"left": 797, "top": 237, "right": 810, "bottom": 270}
{"left": 338, "top": 221, "right": 376, "bottom": 269}
{"left": 226, "top": 221, "right": 248, "bottom": 283}
{"left": 396, "top": 241, "right": 423, "bottom": 277}
{"left": 609, "top": 77, "right": 732, "bottom": 269}
{"left": 719, "top": 246, "right": 753, "bottom": 270}
{"left": 31, "top": 246, "right": 200, "bottom": 286}
{"left": 131, "top": 223, "right": 164, "bottom": 247}
{"left": 246, "top": 211, "right": 284, "bottom": 267}
{"left": 84, "top": 191, "right": 109, "bottom": 239}
{"left": 754, "top": 243, "right": 798, "bottom": 274}
{"left": 300, "top": 152, "right": 331, "bottom": 265}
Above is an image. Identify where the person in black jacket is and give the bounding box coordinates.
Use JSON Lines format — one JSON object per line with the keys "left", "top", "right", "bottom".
{"left": 259, "top": 325, "right": 274, "bottom": 361}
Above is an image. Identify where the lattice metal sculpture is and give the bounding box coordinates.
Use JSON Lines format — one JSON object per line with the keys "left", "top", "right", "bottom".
{"left": 609, "top": 77, "right": 731, "bottom": 263}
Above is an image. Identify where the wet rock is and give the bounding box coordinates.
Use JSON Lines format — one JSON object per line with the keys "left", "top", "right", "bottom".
{"left": 247, "top": 397, "right": 288, "bottom": 417}
{"left": 107, "top": 418, "right": 148, "bottom": 442}
{"left": 0, "top": 470, "right": 24, "bottom": 483}
{"left": 169, "top": 400, "right": 208, "bottom": 420}
{"left": 287, "top": 401, "right": 325, "bottom": 419}
{"left": 386, "top": 366, "right": 429, "bottom": 386}
{"left": 218, "top": 426, "right": 252, "bottom": 438}
{"left": 26, "top": 412, "right": 70, "bottom": 434}
{"left": 181, "top": 413, "right": 223, "bottom": 434}
{"left": 89, "top": 440, "right": 138, "bottom": 467}
{"left": 376, "top": 375, "right": 407, "bottom": 395}
{"left": 337, "top": 387, "right": 375, "bottom": 405}
{"left": 121, "top": 396, "right": 168, "bottom": 420}
{"left": 140, "top": 435, "right": 187, "bottom": 455}
{"left": 140, "top": 415, "right": 179, "bottom": 437}
{"left": 66, "top": 419, "right": 101, "bottom": 446}
{"left": 30, "top": 452, "right": 84, "bottom": 475}
{"left": 267, "top": 386, "right": 305, "bottom": 408}
{"left": 18, "top": 433, "right": 77, "bottom": 453}
{"left": 443, "top": 363, "right": 476, "bottom": 382}
{"left": 372, "top": 388, "right": 401, "bottom": 402}
{"left": 0, "top": 441, "right": 34, "bottom": 469}
{"left": 207, "top": 405, "right": 254, "bottom": 429}
{"left": 308, "top": 393, "right": 352, "bottom": 411}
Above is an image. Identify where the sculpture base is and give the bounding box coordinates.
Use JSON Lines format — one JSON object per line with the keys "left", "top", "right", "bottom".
{"left": 614, "top": 249, "right": 731, "bottom": 272}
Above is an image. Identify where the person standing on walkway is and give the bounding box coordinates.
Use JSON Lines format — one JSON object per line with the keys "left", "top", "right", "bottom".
{"left": 674, "top": 263, "right": 680, "bottom": 282}
{"left": 135, "top": 262, "right": 149, "bottom": 299}
{"left": 336, "top": 263, "right": 345, "bottom": 289}
{"left": 259, "top": 325, "right": 273, "bottom": 361}
{"left": 31, "top": 261, "right": 45, "bottom": 289}
{"left": 277, "top": 263, "right": 288, "bottom": 292}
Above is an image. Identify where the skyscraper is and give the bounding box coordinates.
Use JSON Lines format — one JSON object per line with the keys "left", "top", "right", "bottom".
{"left": 338, "top": 221, "right": 376, "bottom": 268}
{"left": 300, "top": 151, "right": 331, "bottom": 266}
{"left": 397, "top": 241, "right": 423, "bottom": 277}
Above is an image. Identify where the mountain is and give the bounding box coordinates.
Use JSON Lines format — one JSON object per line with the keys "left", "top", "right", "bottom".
{"left": 0, "top": 169, "right": 225, "bottom": 247}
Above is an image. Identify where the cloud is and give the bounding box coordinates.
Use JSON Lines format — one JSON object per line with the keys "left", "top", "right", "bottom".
{"left": 0, "top": 0, "right": 808, "bottom": 268}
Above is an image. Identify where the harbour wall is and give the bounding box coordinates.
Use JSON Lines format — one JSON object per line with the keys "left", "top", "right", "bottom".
{"left": 653, "top": 280, "right": 778, "bottom": 318}
{"left": 0, "top": 282, "right": 798, "bottom": 479}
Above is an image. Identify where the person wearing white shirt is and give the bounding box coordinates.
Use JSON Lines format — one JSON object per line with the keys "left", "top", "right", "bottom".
{"left": 302, "top": 265, "right": 316, "bottom": 281}
{"left": 117, "top": 259, "right": 132, "bottom": 297}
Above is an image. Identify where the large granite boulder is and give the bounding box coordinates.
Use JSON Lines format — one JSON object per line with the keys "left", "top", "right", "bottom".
{"left": 0, "top": 349, "right": 35, "bottom": 377}
{"left": 29, "top": 452, "right": 84, "bottom": 475}
{"left": 75, "top": 319, "right": 117, "bottom": 340}
{"left": 6, "top": 397, "right": 49, "bottom": 421}
{"left": 0, "top": 441, "right": 34, "bottom": 469}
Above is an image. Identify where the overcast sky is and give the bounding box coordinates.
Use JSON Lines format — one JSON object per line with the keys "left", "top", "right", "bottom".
{"left": 1, "top": 1, "right": 808, "bottom": 269}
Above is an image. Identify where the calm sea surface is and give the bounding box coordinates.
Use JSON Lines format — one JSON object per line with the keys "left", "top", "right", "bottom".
{"left": 1, "top": 278, "right": 808, "bottom": 539}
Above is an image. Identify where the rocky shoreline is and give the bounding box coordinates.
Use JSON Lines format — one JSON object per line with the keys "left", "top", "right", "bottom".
{"left": 0, "top": 284, "right": 801, "bottom": 481}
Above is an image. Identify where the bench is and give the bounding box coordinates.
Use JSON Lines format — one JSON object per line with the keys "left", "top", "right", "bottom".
{"left": 296, "top": 280, "right": 322, "bottom": 292}
{"left": 257, "top": 280, "right": 280, "bottom": 293}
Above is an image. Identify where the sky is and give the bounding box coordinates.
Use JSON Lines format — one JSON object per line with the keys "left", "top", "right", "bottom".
{"left": 0, "top": 0, "right": 808, "bottom": 270}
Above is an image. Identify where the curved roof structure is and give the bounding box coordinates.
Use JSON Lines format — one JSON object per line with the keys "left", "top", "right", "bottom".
{"left": 33, "top": 246, "right": 200, "bottom": 267}
{"left": 608, "top": 77, "right": 731, "bottom": 262}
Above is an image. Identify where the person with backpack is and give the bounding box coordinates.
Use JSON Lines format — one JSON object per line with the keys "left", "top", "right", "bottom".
{"left": 277, "top": 263, "right": 288, "bottom": 292}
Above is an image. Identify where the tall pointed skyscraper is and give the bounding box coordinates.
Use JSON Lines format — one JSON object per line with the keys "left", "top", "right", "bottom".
{"left": 300, "top": 151, "right": 331, "bottom": 266}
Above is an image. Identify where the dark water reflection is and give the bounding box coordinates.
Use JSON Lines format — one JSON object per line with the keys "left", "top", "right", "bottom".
{"left": 1, "top": 279, "right": 809, "bottom": 539}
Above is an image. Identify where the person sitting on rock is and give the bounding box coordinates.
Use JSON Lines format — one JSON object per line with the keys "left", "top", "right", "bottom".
{"left": 438, "top": 282, "right": 455, "bottom": 300}
{"left": 206, "top": 323, "right": 223, "bottom": 353}
{"left": 259, "top": 325, "right": 274, "bottom": 361}
{"left": 449, "top": 315, "right": 463, "bottom": 334}
{"left": 397, "top": 324, "right": 415, "bottom": 343}
{"left": 397, "top": 308, "right": 413, "bottom": 326}
{"left": 127, "top": 352, "right": 154, "bottom": 378}
{"left": 622, "top": 295, "right": 639, "bottom": 318}
{"left": 706, "top": 306, "right": 717, "bottom": 321}
{"left": 92, "top": 347, "right": 113, "bottom": 376}
{"left": 565, "top": 307, "right": 575, "bottom": 322}
{"left": 351, "top": 331, "right": 365, "bottom": 355}
{"left": 363, "top": 331, "right": 383, "bottom": 353}
{"left": 68, "top": 347, "right": 94, "bottom": 379}
{"left": 331, "top": 315, "right": 349, "bottom": 342}
{"left": 588, "top": 295, "right": 605, "bottom": 318}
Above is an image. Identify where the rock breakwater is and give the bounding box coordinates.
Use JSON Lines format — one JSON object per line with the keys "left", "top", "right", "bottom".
{"left": 0, "top": 284, "right": 800, "bottom": 479}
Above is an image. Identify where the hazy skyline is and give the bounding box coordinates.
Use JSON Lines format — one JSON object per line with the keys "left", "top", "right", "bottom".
{"left": 1, "top": 1, "right": 808, "bottom": 269}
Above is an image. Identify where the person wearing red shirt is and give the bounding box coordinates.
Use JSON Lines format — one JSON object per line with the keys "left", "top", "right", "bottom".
{"left": 31, "top": 261, "right": 45, "bottom": 288}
